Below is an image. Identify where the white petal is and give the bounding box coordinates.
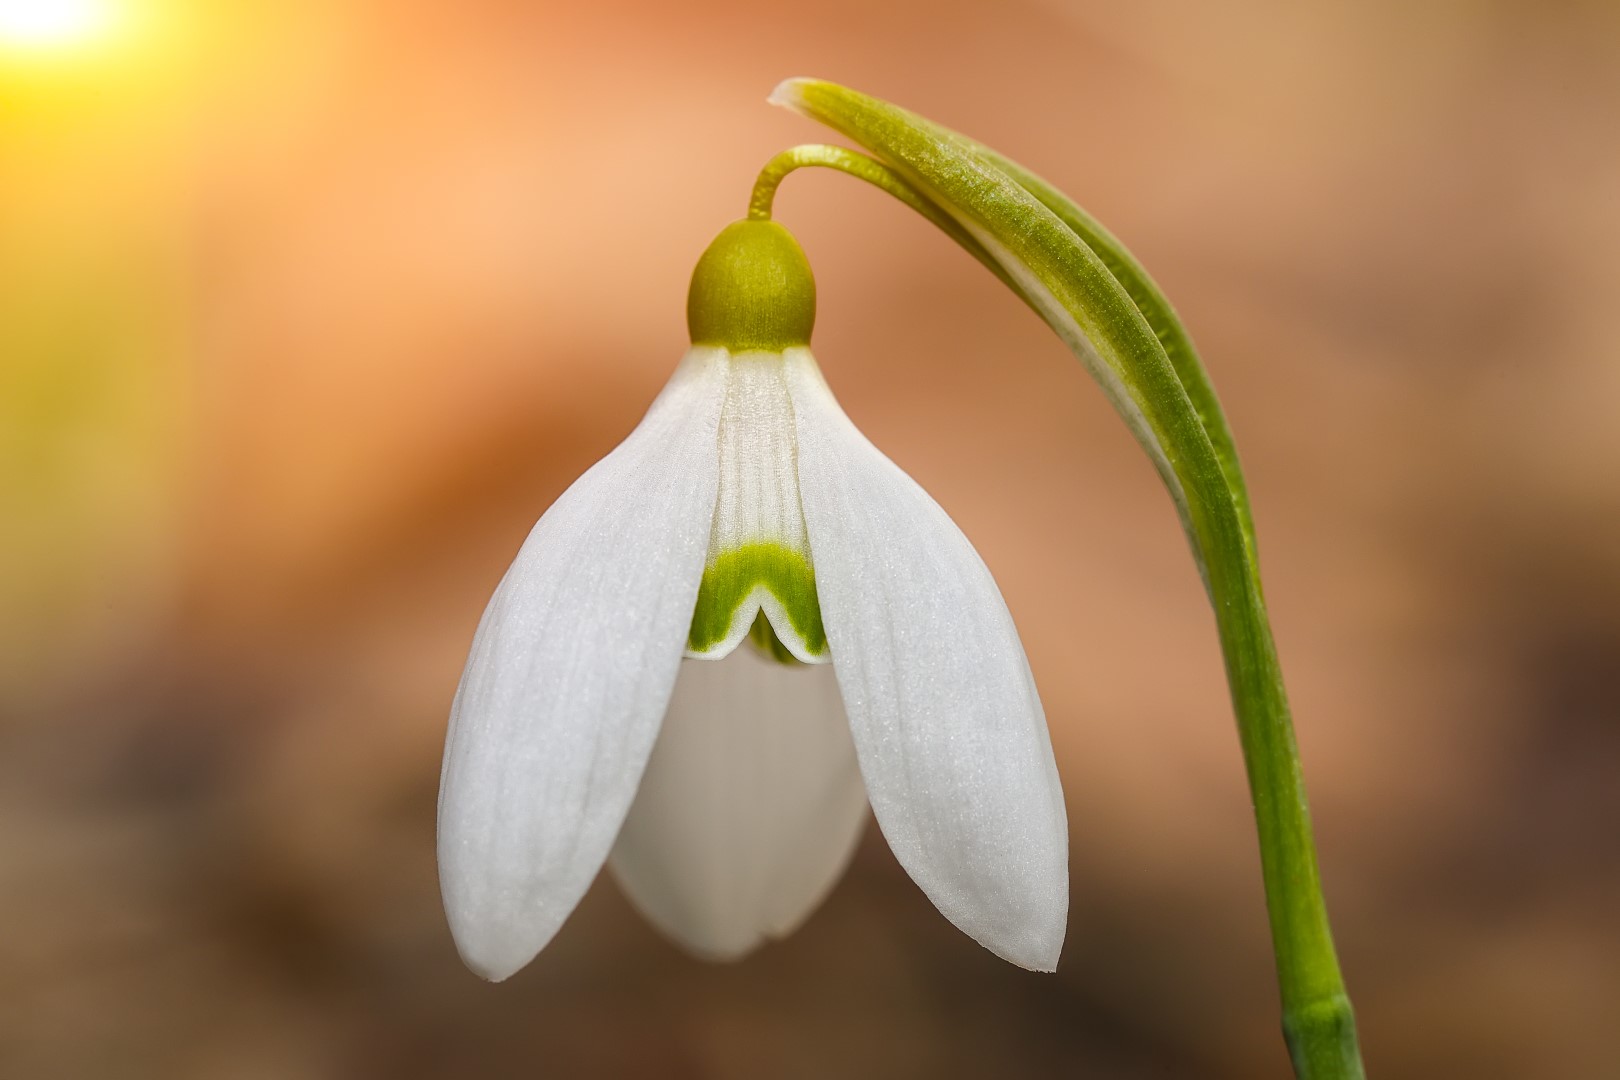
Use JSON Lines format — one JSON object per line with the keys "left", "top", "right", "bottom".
{"left": 784, "top": 348, "right": 1069, "bottom": 971}
{"left": 438, "top": 348, "right": 728, "bottom": 981}
{"left": 608, "top": 646, "right": 868, "bottom": 961}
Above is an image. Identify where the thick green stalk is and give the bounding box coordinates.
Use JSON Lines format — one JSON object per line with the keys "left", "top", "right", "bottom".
{"left": 768, "top": 78, "right": 1362, "bottom": 1078}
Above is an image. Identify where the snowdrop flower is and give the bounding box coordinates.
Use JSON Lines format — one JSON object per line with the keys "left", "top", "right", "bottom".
{"left": 438, "top": 219, "right": 1068, "bottom": 981}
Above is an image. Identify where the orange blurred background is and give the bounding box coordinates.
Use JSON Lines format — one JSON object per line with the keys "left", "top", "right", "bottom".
{"left": 4, "top": 1, "right": 1618, "bottom": 1076}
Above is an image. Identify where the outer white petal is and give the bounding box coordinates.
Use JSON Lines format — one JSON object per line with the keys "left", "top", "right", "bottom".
{"left": 608, "top": 646, "right": 868, "bottom": 960}
{"left": 438, "top": 348, "right": 728, "bottom": 981}
{"left": 783, "top": 347, "right": 1069, "bottom": 971}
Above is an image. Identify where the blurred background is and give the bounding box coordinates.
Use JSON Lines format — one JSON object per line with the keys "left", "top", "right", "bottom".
{"left": 3, "top": 0, "right": 1617, "bottom": 1076}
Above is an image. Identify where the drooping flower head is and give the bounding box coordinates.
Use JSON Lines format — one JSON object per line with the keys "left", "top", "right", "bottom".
{"left": 438, "top": 217, "right": 1068, "bottom": 980}
{"left": 435, "top": 77, "right": 1367, "bottom": 1079}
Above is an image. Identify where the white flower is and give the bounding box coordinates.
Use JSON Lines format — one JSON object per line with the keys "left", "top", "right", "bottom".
{"left": 438, "top": 220, "right": 1068, "bottom": 981}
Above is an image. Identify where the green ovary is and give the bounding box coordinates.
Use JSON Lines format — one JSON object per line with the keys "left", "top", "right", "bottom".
{"left": 687, "top": 542, "right": 827, "bottom": 658}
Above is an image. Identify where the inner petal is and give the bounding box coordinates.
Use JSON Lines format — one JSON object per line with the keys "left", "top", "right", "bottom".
{"left": 686, "top": 354, "right": 828, "bottom": 663}
{"left": 608, "top": 646, "right": 869, "bottom": 961}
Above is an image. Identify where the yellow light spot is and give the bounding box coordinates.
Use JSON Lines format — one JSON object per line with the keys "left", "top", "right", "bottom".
{"left": 0, "top": 0, "right": 113, "bottom": 51}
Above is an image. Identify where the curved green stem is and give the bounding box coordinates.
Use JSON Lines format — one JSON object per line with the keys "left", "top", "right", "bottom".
{"left": 767, "top": 79, "right": 1364, "bottom": 1079}
{"left": 747, "top": 144, "right": 1029, "bottom": 303}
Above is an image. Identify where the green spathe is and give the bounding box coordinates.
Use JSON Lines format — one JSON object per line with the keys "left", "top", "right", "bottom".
{"left": 688, "top": 220, "right": 816, "bottom": 352}
{"left": 768, "top": 78, "right": 1363, "bottom": 1080}
{"left": 687, "top": 541, "right": 827, "bottom": 658}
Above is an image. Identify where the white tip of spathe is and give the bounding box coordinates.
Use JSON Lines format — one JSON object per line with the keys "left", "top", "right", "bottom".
{"left": 766, "top": 77, "right": 812, "bottom": 110}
